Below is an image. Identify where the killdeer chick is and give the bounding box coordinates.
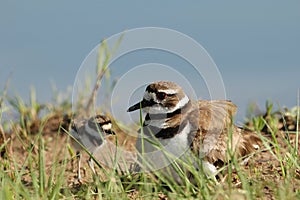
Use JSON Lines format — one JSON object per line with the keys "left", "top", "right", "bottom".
{"left": 70, "top": 115, "right": 114, "bottom": 182}
{"left": 127, "top": 81, "right": 261, "bottom": 182}
{"left": 91, "top": 125, "right": 137, "bottom": 178}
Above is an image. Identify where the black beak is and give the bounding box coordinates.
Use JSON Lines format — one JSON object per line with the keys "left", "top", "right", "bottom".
{"left": 127, "top": 99, "right": 156, "bottom": 112}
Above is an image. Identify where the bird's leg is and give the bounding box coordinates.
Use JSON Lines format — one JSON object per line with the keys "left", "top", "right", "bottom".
{"left": 88, "top": 158, "right": 99, "bottom": 193}
{"left": 88, "top": 157, "right": 96, "bottom": 175}
{"left": 76, "top": 151, "right": 82, "bottom": 183}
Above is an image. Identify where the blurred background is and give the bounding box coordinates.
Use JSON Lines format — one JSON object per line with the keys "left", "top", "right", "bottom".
{"left": 1, "top": 1, "right": 299, "bottom": 123}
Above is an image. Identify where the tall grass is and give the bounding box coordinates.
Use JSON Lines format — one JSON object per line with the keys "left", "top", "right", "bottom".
{"left": 1, "top": 91, "right": 300, "bottom": 199}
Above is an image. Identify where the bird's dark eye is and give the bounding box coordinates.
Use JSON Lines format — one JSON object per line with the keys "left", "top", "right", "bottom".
{"left": 157, "top": 92, "right": 167, "bottom": 100}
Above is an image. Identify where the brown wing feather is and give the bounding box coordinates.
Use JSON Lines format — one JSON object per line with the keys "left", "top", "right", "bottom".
{"left": 189, "top": 100, "right": 261, "bottom": 165}
{"left": 190, "top": 100, "right": 237, "bottom": 156}
{"left": 207, "top": 127, "right": 261, "bottom": 165}
{"left": 198, "top": 100, "right": 237, "bottom": 131}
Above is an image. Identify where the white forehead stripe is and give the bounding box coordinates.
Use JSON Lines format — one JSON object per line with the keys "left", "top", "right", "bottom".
{"left": 147, "top": 94, "right": 190, "bottom": 114}
{"left": 158, "top": 89, "right": 177, "bottom": 95}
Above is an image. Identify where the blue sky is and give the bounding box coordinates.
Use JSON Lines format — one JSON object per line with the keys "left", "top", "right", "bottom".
{"left": 1, "top": 1, "right": 299, "bottom": 122}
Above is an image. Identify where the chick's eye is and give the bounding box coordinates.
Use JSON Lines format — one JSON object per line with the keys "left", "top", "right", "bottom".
{"left": 157, "top": 92, "right": 167, "bottom": 100}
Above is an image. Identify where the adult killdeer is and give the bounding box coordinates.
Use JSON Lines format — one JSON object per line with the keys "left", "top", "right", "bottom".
{"left": 71, "top": 115, "right": 137, "bottom": 181}
{"left": 127, "top": 81, "right": 261, "bottom": 181}
{"left": 70, "top": 115, "right": 114, "bottom": 182}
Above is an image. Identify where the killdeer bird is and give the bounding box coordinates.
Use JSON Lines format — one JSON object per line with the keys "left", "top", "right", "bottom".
{"left": 127, "top": 81, "right": 261, "bottom": 182}
{"left": 91, "top": 124, "right": 137, "bottom": 177}
{"left": 70, "top": 115, "right": 114, "bottom": 182}
{"left": 71, "top": 115, "right": 137, "bottom": 181}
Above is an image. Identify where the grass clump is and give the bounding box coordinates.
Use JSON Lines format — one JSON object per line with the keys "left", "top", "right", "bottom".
{"left": 1, "top": 89, "right": 300, "bottom": 199}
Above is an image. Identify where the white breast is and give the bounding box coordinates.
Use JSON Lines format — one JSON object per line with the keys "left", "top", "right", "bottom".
{"left": 163, "top": 122, "right": 190, "bottom": 153}
{"left": 137, "top": 122, "right": 191, "bottom": 171}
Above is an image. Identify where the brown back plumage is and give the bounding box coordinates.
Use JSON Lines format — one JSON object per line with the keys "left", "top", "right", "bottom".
{"left": 189, "top": 100, "right": 261, "bottom": 166}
